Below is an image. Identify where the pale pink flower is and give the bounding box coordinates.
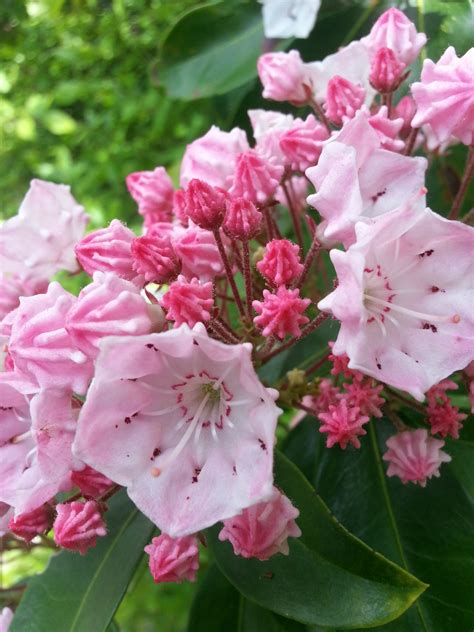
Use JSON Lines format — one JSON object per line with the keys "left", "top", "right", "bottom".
{"left": 340, "top": 379, "right": 384, "bottom": 418}
{"left": 253, "top": 287, "right": 310, "bottom": 339}
{"left": 260, "top": 0, "right": 321, "bottom": 39}
{"left": 307, "top": 114, "right": 426, "bottom": 246}
{"left": 184, "top": 179, "right": 227, "bottom": 229}
{"left": 258, "top": 50, "right": 308, "bottom": 104}
{"left": 383, "top": 429, "right": 451, "bottom": 486}
{"left": 318, "top": 400, "right": 369, "bottom": 449}
{"left": 75, "top": 219, "right": 136, "bottom": 281}
{"left": 223, "top": 198, "right": 262, "bottom": 241}
{"left": 54, "top": 500, "right": 106, "bottom": 554}
{"left": 0, "top": 180, "right": 88, "bottom": 281}
{"left": 229, "top": 150, "right": 284, "bottom": 204}
{"left": 172, "top": 222, "right": 225, "bottom": 282}
{"left": 73, "top": 324, "right": 280, "bottom": 537}
{"left": 325, "top": 76, "right": 366, "bottom": 125}
{"left": 0, "top": 608, "right": 13, "bottom": 632}
{"left": 369, "top": 47, "right": 406, "bottom": 93}
{"left": 0, "top": 385, "right": 76, "bottom": 515}
{"left": 367, "top": 105, "right": 405, "bottom": 151}
{"left": 361, "top": 8, "right": 426, "bottom": 65}
{"left": 6, "top": 283, "right": 92, "bottom": 394}
{"left": 394, "top": 95, "right": 416, "bottom": 137}
{"left": 257, "top": 239, "right": 303, "bottom": 287}
{"left": 180, "top": 125, "right": 249, "bottom": 190}
{"left": 248, "top": 109, "right": 295, "bottom": 164}
{"left": 279, "top": 114, "right": 329, "bottom": 170}
{"left": 218, "top": 487, "right": 300, "bottom": 560}
{"left": 318, "top": 204, "right": 474, "bottom": 400}
{"left": 306, "top": 41, "right": 374, "bottom": 103}
{"left": 411, "top": 47, "right": 474, "bottom": 146}
{"left": 126, "top": 167, "right": 174, "bottom": 226}
{"left": 71, "top": 465, "right": 114, "bottom": 498}
{"left": 131, "top": 234, "right": 181, "bottom": 283}
{"left": 66, "top": 272, "right": 158, "bottom": 359}
{"left": 145, "top": 534, "right": 199, "bottom": 583}
{"left": 0, "top": 274, "right": 47, "bottom": 320}
{"left": 161, "top": 276, "right": 213, "bottom": 328}
{"left": 8, "top": 504, "right": 51, "bottom": 542}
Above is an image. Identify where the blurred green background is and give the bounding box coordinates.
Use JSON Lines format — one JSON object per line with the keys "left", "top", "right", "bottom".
{"left": 1, "top": 1, "right": 472, "bottom": 631}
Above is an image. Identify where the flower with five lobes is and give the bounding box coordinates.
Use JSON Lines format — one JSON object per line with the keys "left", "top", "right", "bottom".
{"left": 318, "top": 203, "right": 474, "bottom": 400}
{"left": 73, "top": 324, "right": 280, "bottom": 537}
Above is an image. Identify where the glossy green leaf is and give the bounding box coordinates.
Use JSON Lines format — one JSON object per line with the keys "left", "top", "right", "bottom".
{"left": 160, "top": 2, "right": 264, "bottom": 100}
{"left": 10, "top": 491, "right": 155, "bottom": 632}
{"left": 284, "top": 419, "right": 474, "bottom": 631}
{"left": 207, "top": 451, "right": 426, "bottom": 629}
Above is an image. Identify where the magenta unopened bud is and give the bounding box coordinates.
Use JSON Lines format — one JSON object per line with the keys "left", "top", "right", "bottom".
{"left": 370, "top": 47, "right": 406, "bottom": 93}
{"left": 257, "top": 239, "right": 303, "bottom": 287}
{"left": 9, "top": 505, "right": 52, "bottom": 542}
{"left": 161, "top": 275, "right": 213, "bottom": 328}
{"left": 75, "top": 219, "right": 135, "bottom": 280}
{"left": 71, "top": 465, "right": 114, "bottom": 498}
{"left": 131, "top": 235, "right": 181, "bottom": 284}
{"left": 223, "top": 197, "right": 262, "bottom": 241}
{"left": 325, "top": 76, "right": 366, "bottom": 125}
{"left": 144, "top": 534, "right": 199, "bottom": 584}
{"left": 126, "top": 167, "right": 174, "bottom": 226}
{"left": 184, "top": 179, "right": 227, "bottom": 230}
{"left": 53, "top": 500, "right": 107, "bottom": 555}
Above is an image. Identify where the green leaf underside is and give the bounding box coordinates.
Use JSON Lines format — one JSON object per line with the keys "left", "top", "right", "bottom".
{"left": 207, "top": 451, "right": 425, "bottom": 629}
{"left": 10, "top": 491, "right": 155, "bottom": 632}
{"left": 284, "top": 419, "right": 474, "bottom": 631}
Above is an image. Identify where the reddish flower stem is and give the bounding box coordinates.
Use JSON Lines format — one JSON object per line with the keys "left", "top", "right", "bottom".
{"left": 260, "top": 312, "right": 329, "bottom": 363}
{"left": 214, "top": 316, "right": 241, "bottom": 343}
{"left": 403, "top": 127, "right": 418, "bottom": 156}
{"left": 304, "top": 351, "right": 330, "bottom": 376}
{"left": 242, "top": 240, "right": 254, "bottom": 320}
{"left": 309, "top": 97, "right": 331, "bottom": 133}
{"left": 448, "top": 144, "right": 474, "bottom": 220}
{"left": 294, "top": 234, "right": 321, "bottom": 290}
{"left": 212, "top": 228, "right": 245, "bottom": 318}
{"left": 282, "top": 180, "right": 303, "bottom": 249}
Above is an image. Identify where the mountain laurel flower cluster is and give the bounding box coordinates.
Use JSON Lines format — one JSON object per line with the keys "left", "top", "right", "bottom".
{"left": 0, "top": 9, "right": 472, "bottom": 604}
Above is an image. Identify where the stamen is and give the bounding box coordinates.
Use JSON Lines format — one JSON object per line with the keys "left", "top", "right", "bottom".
{"left": 364, "top": 295, "right": 460, "bottom": 324}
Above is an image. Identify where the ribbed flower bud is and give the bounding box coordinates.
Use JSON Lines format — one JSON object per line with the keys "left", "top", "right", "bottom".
{"left": 53, "top": 500, "right": 107, "bottom": 555}
{"left": 184, "top": 179, "right": 227, "bottom": 230}
{"left": 9, "top": 505, "right": 52, "bottom": 542}
{"left": 223, "top": 198, "right": 262, "bottom": 240}
{"left": 325, "top": 76, "right": 366, "bottom": 125}
{"left": 131, "top": 235, "right": 181, "bottom": 283}
{"left": 370, "top": 47, "right": 406, "bottom": 93}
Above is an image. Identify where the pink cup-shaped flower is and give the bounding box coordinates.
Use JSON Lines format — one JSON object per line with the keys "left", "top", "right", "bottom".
{"left": 253, "top": 287, "right": 310, "bottom": 339}
{"left": 325, "top": 76, "right": 366, "bottom": 126}
{"left": 54, "top": 500, "right": 107, "bottom": 554}
{"left": 131, "top": 234, "right": 181, "bottom": 283}
{"left": 257, "top": 239, "right": 303, "bottom": 287}
{"left": 383, "top": 429, "right": 451, "bottom": 486}
{"left": 258, "top": 50, "right": 308, "bottom": 104}
{"left": 144, "top": 534, "right": 199, "bottom": 583}
{"left": 161, "top": 276, "right": 213, "bottom": 328}
{"left": 369, "top": 47, "right": 406, "bottom": 93}
{"left": 411, "top": 46, "right": 474, "bottom": 146}
{"left": 8, "top": 504, "right": 52, "bottom": 542}
{"left": 126, "top": 167, "right": 174, "bottom": 226}
{"left": 361, "top": 8, "right": 427, "bottom": 65}
{"left": 66, "top": 272, "right": 157, "bottom": 359}
{"left": 75, "top": 219, "right": 136, "bottom": 280}
{"left": 219, "top": 487, "right": 301, "bottom": 560}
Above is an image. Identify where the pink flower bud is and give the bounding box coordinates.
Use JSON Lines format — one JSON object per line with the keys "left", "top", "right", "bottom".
{"left": 318, "top": 399, "right": 370, "bottom": 449}
{"left": 257, "top": 50, "right": 308, "bottom": 104}
{"left": 257, "top": 239, "right": 303, "bottom": 287}
{"left": 370, "top": 47, "right": 406, "bottom": 93}
{"left": 383, "top": 429, "right": 451, "bottom": 487}
{"left": 71, "top": 466, "right": 114, "bottom": 498}
{"left": 325, "top": 76, "right": 366, "bottom": 125}
{"left": 184, "top": 179, "right": 227, "bottom": 230}
{"left": 279, "top": 114, "right": 329, "bottom": 171}
{"left": 229, "top": 150, "right": 283, "bottom": 204}
{"left": 394, "top": 95, "right": 416, "bottom": 136}
{"left": 75, "top": 219, "right": 136, "bottom": 280}
{"left": 161, "top": 275, "right": 213, "bottom": 328}
{"left": 126, "top": 167, "right": 174, "bottom": 226}
{"left": 53, "top": 500, "right": 106, "bottom": 554}
{"left": 223, "top": 198, "right": 262, "bottom": 240}
{"left": 66, "top": 272, "right": 156, "bottom": 358}
{"left": 9, "top": 505, "right": 52, "bottom": 542}
{"left": 253, "top": 286, "right": 310, "bottom": 339}
{"left": 131, "top": 235, "right": 181, "bottom": 283}
{"left": 361, "top": 8, "right": 427, "bottom": 66}
{"left": 144, "top": 534, "right": 199, "bottom": 583}
{"left": 218, "top": 488, "right": 301, "bottom": 560}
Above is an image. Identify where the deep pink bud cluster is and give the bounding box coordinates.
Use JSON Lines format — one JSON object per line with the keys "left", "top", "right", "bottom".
{"left": 426, "top": 380, "right": 467, "bottom": 439}
{"left": 223, "top": 198, "right": 262, "bottom": 241}
{"left": 184, "top": 179, "right": 227, "bottom": 230}
{"left": 253, "top": 287, "right": 310, "bottom": 339}
{"left": 9, "top": 505, "right": 52, "bottom": 542}
{"left": 318, "top": 399, "right": 369, "bottom": 449}
{"left": 70, "top": 466, "right": 114, "bottom": 498}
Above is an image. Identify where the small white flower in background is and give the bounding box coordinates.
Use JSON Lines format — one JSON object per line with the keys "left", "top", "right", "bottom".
{"left": 260, "top": 0, "right": 321, "bottom": 39}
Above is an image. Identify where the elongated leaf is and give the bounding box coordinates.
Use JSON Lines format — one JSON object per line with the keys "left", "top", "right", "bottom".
{"left": 10, "top": 491, "right": 154, "bottom": 632}
{"left": 207, "top": 451, "right": 425, "bottom": 629}
{"left": 284, "top": 418, "right": 474, "bottom": 631}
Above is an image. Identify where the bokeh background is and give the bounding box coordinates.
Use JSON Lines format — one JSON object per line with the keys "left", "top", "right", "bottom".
{"left": 1, "top": 1, "right": 472, "bottom": 631}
